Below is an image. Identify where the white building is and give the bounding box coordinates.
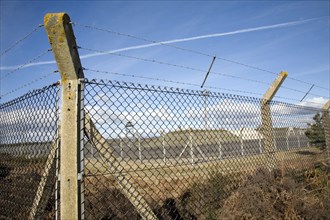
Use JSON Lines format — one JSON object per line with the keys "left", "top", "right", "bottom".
{"left": 230, "top": 128, "right": 263, "bottom": 140}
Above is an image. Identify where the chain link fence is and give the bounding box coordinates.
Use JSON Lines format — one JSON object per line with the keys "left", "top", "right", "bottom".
{"left": 0, "top": 83, "right": 60, "bottom": 219}
{"left": 82, "top": 79, "right": 329, "bottom": 219}
{"left": 1, "top": 12, "right": 329, "bottom": 219}
{"left": 0, "top": 78, "right": 328, "bottom": 219}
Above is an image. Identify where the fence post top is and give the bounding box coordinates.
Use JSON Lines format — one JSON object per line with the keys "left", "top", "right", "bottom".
{"left": 262, "top": 71, "right": 288, "bottom": 101}
{"left": 323, "top": 100, "right": 330, "bottom": 110}
{"left": 44, "top": 13, "right": 70, "bottom": 32}
{"left": 44, "top": 12, "right": 67, "bottom": 21}
{"left": 280, "top": 71, "right": 288, "bottom": 77}
{"left": 44, "top": 12, "right": 84, "bottom": 81}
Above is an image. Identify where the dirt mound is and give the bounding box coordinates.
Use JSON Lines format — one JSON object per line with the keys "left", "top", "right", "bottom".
{"left": 219, "top": 163, "right": 330, "bottom": 220}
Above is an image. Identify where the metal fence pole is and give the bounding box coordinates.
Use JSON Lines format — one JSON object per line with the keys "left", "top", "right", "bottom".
{"left": 286, "top": 129, "right": 289, "bottom": 150}
{"left": 322, "top": 100, "right": 330, "bottom": 163}
{"left": 240, "top": 129, "right": 244, "bottom": 156}
{"left": 160, "top": 129, "right": 166, "bottom": 163}
{"left": 120, "top": 140, "right": 123, "bottom": 159}
{"left": 218, "top": 135, "right": 223, "bottom": 159}
{"left": 55, "top": 134, "right": 60, "bottom": 220}
{"left": 138, "top": 133, "right": 142, "bottom": 161}
{"left": 79, "top": 81, "right": 85, "bottom": 219}
{"left": 261, "top": 71, "right": 287, "bottom": 171}
{"left": 190, "top": 131, "right": 194, "bottom": 164}
{"left": 44, "top": 13, "right": 84, "bottom": 220}
{"left": 259, "top": 135, "right": 262, "bottom": 154}
{"left": 297, "top": 130, "right": 301, "bottom": 149}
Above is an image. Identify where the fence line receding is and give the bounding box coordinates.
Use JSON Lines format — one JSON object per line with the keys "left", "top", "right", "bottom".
{"left": 82, "top": 78, "right": 329, "bottom": 219}
{"left": 0, "top": 84, "right": 60, "bottom": 219}
{"left": 0, "top": 11, "right": 329, "bottom": 220}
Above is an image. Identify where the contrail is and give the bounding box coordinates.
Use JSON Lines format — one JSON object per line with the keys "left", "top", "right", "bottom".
{"left": 0, "top": 60, "right": 57, "bottom": 70}
{"left": 0, "top": 17, "right": 324, "bottom": 71}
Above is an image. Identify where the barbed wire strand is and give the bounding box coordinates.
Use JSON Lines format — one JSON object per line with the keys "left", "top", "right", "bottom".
{"left": 79, "top": 46, "right": 327, "bottom": 98}
{"left": 83, "top": 67, "right": 264, "bottom": 97}
{"left": 80, "top": 46, "right": 274, "bottom": 87}
{"left": 0, "top": 24, "right": 44, "bottom": 57}
{"left": 83, "top": 67, "right": 323, "bottom": 106}
{"left": 0, "top": 49, "right": 52, "bottom": 80}
{"left": 212, "top": 72, "right": 271, "bottom": 86}
{"left": 281, "top": 85, "right": 324, "bottom": 98}
{"left": 0, "top": 71, "right": 57, "bottom": 99}
{"left": 72, "top": 22, "right": 329, "bottom": 91}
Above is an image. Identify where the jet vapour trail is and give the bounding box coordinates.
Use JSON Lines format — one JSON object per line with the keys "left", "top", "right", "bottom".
{"left": 0, "top": 60, "right": 57, "bottom": 70}
{"left": 79, "top": 17, "right": 318, "bottom": 59}
{"left": 0, "top": 17, "right": 323, "bottom": 71}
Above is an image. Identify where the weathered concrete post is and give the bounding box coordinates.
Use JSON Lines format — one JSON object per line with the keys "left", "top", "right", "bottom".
{"left": 322, "top": 100, "right": 330, "bottom": 162}
{"left": 44, "top": 13, "right": 84, "bottom": 219}
{"left": 261, "top": 71, "right": 287, "bottom": 170}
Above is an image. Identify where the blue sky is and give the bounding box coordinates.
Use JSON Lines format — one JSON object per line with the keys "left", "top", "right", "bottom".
{"left": 0, "top": 1, "right": 329, "bottom": 106}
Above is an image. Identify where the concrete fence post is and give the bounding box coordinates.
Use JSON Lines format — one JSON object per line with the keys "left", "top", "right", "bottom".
{"left": 322, "top": 100, "right": 330, "bottom": 163}
{"left": 44, "top": 13, "right": 84, "bottom": 219}
{"left": 260, "top": 71, "right": 287, "bottom": 171}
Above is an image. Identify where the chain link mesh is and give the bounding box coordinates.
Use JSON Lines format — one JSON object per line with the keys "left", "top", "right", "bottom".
{"left": 0, "top": 78, "right": 328, "bottom": 219}
{"left": 82, "top": 79, "right": 329, "bottom": 219}
{"left": 0, "top": 83, "right": 60, "bottom": 219}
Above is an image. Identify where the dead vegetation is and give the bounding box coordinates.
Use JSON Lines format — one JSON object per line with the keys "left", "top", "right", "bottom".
{"left": 1, "top": 149, "right": 329, "bottom": 219}
{"left": 84, "top": 151, "right": 329, "bottom": 220}
{"left": 0, "top": 154, "right": 46, "bottom": 219}
{"left": 218, "top": 162, "right": 329, "bottom": 220}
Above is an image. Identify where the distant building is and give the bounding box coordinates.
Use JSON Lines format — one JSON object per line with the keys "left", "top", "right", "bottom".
{"left": 230, "top": 128, "right": 263, "bottom": 140}
{"left": 273, "top": 127, "right": 307, "bottom": 138}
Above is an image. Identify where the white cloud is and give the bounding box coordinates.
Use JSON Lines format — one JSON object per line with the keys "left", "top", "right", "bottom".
{"left": 299, "top": 97, "right": 328, "bottom": 108}
{"left": 79, "top": 85, "right": 329, "bottom": 140}
{"left": 0, "top": 106, "right": 58, "bottom": 144}
{"left": 86, "top": 104, "right": 177, "bottom": 138}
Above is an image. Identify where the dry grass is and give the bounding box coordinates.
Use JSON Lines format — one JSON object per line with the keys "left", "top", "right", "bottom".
{"left": 0, "top": 154, "right": 53, "bottom": 219}
{"left": 218, "top": 162, "right": 330, "bottom": 220}
{"left": 0, "top": 146, "right": 327, "bottom": 219}
{"left": 83, "top": 147, "right": 328, "bottom": 219}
